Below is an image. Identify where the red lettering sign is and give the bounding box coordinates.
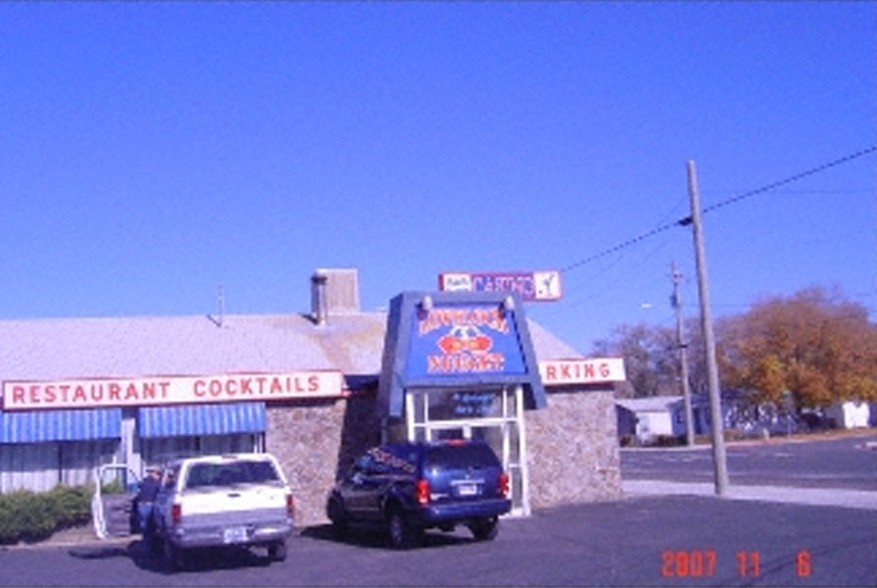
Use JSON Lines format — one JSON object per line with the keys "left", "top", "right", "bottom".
{"left": 538, "top": 359, "right": 626, "bottom": 385}
{"left": 1, "top": 371, "right": 346, "bottom": 411}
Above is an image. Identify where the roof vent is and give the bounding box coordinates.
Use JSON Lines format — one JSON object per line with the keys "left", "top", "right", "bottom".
{"left": 311, "top": 268, "right": 360, "bottom": 325}
{"left": 311, "top": 271, "right": 329, "bottom": 326}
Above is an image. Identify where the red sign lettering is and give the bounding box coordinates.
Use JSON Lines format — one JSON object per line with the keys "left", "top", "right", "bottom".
{"left": 1, "top": 371, "right": 345, "bottom": 411}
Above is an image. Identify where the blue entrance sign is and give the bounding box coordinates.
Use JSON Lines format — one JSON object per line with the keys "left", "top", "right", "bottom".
{"left": 376, "top": 291, "right": 547, "bottom": 418}
{"left": 406, "top": 303, "right": 527, "bottom": 379}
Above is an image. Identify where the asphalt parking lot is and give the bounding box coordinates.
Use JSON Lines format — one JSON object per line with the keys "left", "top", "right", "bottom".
{"left": 2, "top": 492, "right": 874, "bottom": 587}
{"left": 2, "top": 432, "right": 874, "bottom": 587}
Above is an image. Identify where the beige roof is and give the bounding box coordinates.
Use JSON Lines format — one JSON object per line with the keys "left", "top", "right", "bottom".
{"left": 0, "top": 311, "right": 582, "bottom": 384}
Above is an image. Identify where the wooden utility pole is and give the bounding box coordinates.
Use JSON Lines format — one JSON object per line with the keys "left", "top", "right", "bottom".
{"left": 685, "top": 160, "right": 730, "bottom": 496}
{"left": 671, "top": 262, "right": 696, "bottom": 446}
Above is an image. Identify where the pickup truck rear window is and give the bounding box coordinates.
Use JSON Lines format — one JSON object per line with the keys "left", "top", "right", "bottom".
{"left": 425, "top": 444, "right": 500, "bottom": 470}
{"left": 186, "top": 460, "right": 281, "bottom": 488}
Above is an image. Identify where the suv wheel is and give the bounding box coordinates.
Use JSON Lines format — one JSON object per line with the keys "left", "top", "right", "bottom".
{"left": 469, "top": 517, "right": 499, "bottom": 541}
{"left": 327, "top": 497, "right": 348, "bottom": 540}
{"left": 331, "top": 516, "right": 348, "bottom": 541}
{"left": 387, "top": 508, "right": 422, "bottom": 550}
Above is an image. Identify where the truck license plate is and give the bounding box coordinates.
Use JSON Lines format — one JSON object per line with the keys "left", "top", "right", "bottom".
{"left": 223, "top": 526, "right": 248, "bottom": 544}
{"left": 457, "top": 484, "right": 478, "bottom": 497}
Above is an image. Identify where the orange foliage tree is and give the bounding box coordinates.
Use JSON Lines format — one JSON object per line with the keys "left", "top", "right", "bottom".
{"left": 718, "top": 287, "right": 877, "bottom": 408}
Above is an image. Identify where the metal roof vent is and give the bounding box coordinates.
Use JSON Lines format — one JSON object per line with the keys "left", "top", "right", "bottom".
{"left": 310, "top": 268, "right": 360, "bottom": 325}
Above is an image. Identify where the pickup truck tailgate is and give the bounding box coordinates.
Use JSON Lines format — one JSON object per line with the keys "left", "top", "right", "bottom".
{"left": 180, "top": 484, "right": 290, "bottom": 516}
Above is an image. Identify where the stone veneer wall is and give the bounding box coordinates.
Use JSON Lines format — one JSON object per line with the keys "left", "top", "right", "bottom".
{"left": 525, "top": 388, "right": 622, "bottom": 508}
{"left": 266, "top": 387, "right": 621, "bottom": 526}
{"left": 265, "top": 395, "right": 380, "bottom": 527}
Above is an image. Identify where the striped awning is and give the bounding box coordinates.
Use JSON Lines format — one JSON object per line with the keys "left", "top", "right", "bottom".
{"left": 0, "top": 408, "right": 122, "bottom": 444}
{"left": 138, "top": 402, "right": 266, "bottom": 438}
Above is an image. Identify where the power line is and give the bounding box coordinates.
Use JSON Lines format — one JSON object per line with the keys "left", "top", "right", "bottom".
{"left": 561, "top": 146, "right": 877, "bottom": 274}
{"left": 562, "top": 223, "right": 679, "bottom": 273}
{"left": 692, "top": 146, "right": 877, "bottom": 220}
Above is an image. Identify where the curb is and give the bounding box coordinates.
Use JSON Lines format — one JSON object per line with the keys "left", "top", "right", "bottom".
{"left": 622, "top": 480, "right": 877, "bottom": 511}
{"left": 1, "top": 532, "right": 131, "bottom": 551}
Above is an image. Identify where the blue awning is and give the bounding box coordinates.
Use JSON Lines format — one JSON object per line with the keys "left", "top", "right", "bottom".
{"left": 138, "top": 402, "right": 266, "bottom": 438}
{"left": 0, "top": 408, "right": 122, "bottom": 444}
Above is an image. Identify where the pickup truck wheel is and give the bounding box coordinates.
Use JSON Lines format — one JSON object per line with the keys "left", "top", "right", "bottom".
{"left": 469, "top": 517, "right": 499, "bottom": 541}
{"left": 148, "top": 534, "right": 163, "bottom": 557}
{"left": 387, "top": 508, "right": 422, "bottom": 550}
{"left": 162, "top": 540, "right": 184, "bottom": 572}
{"left": 267, "top": 541, "right": 287, "bottom": 562}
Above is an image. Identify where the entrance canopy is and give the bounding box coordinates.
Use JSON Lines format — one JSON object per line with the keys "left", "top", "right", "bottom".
{"left": 377, "top": 291, "right": 546, "bottom": 418}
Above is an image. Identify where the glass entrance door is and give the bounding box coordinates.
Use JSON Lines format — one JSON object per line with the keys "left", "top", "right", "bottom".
{"left": 404, "top": 385, "right": 530, "bottom": 516}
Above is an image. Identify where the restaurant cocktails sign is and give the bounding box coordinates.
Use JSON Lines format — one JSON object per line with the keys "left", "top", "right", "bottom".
{"left": 2, "top": 371, "right": 345, "bottom": 411}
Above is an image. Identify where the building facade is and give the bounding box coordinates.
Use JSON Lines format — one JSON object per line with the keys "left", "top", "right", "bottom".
{"left": 0, "top": 269, "right": 625, "bottom": 525}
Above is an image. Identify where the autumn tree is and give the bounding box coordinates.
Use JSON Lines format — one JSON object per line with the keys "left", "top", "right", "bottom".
{"left": 592, "top": 323, "right": 679, "bottom": 398}
{"left": 679, "top": 316, "right": 709, "bottom": 395}
{"left": 717, "top": 287, "right": 877, "bottom": 409}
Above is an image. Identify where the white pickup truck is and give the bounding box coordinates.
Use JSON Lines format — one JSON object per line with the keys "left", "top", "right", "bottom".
{"left": 151, "top": 453, "right": 295, "bottom": 570}
{"left": 92, "top": 453, "right": 295, "bottom": 570}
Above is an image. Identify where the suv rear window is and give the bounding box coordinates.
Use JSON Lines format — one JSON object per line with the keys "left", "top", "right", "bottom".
{"left": 424, "top": 443, "right": 501, "bottom": 470}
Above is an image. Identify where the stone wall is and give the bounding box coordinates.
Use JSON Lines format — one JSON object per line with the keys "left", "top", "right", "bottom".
{"left": 266, "top": 387, "right": 621, "bottom": 526}
{"left": 526, "top": 388, "right": 622, "bottom": 508}
{"left": 265, "top": 395, "right": 380, "bottom": 527}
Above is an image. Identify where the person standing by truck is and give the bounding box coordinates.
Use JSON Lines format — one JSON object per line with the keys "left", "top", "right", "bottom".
{"left": 135, "top": 466, "right": 162, "bottom": 536}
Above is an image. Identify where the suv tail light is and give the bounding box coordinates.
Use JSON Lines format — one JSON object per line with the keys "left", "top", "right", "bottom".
{"left": 498, "top": 472, "right": 510, "bottom": 499}
{"left": 171, "top": 503, "right": 182, "bottom": 526}
{"left": 415, "top": 479, "right": 430, "bottom": 505}
{"left": 286, "top": 494, "right": 295, "bottom": 518}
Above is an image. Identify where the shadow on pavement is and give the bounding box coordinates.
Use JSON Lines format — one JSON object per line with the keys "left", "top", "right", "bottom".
{"left": 67, "top": 541, "right": 136, "bottom": 560}
{"left": 301, "top": 523, "right": 478, "bottom": 551}
{"left": 69, "top": 538, "right": 274, "bottom": 575}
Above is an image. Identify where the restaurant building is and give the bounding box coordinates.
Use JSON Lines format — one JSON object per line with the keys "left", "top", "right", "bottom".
{"left": 0, "top": 269, "right": 625, "bottom": 525}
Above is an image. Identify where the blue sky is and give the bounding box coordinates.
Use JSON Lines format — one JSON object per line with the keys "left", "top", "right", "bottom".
{"left": 1, "top": 2, "right": 874, "bottom": 354}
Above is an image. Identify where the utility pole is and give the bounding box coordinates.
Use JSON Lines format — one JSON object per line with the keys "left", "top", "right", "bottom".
{"left": 685, "top": 160, "right": 730, "bottom": 496}
{"left": 671, "top": 261, "right": 696, "bottom": 446}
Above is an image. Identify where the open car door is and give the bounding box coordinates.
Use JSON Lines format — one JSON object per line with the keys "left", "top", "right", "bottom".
{"left": 92, "top": 464, "right": 141, "bottom": 539}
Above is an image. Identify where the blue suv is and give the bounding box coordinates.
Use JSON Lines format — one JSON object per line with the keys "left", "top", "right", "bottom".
{"left": 326, "top": 440, "right": 512, "bottom": 549}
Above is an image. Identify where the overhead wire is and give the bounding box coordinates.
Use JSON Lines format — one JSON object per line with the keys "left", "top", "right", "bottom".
{"left": 687, "top": 145, "right": 877, "bottom": 220}
{"left": 534, "top": 146, "right": 876, "bottom": 345}
{"left": 560, "top": 146, "right": 877, "bottom": 275}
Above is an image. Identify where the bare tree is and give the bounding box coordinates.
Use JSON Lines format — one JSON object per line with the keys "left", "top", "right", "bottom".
{"left": 593, "top": 323, "right": 678, "bottom": 398}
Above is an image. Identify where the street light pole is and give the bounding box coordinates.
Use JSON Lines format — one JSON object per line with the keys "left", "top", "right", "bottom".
{"left": 672, "top": 261, "right": 696, "bottom": 446}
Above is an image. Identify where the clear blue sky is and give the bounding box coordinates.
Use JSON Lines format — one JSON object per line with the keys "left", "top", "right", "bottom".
{"left": 1, "top": 3, "right": 874, "bottom": 354}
